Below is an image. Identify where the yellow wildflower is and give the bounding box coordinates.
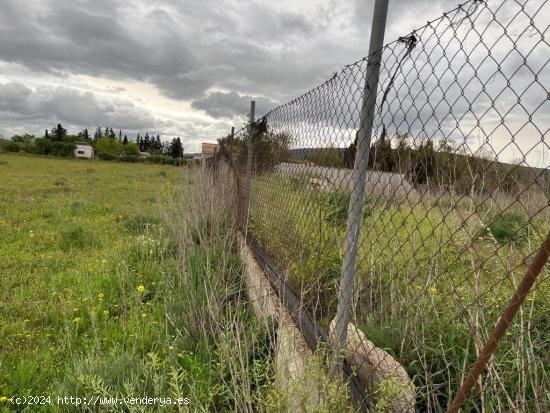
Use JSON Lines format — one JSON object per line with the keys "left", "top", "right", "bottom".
{"left": 0, "top": 396, "right": 8, "bottom": 402}
{"left": 430, "top": 287, "right": 438, "bottom": 294}
{"left": 142, "top": 313, "right": 147, "bottom": 318}
{"left": 98, "top": 293, "right": 104, "bottom": 301}
{"left": 103, "top": 310, "right": 109, "bottom": 316}
{"left": 73, "top": 317, "right": 81, "bottom": 323}
{"left": 137, "top": 285, "right": 145, "bottom": 294}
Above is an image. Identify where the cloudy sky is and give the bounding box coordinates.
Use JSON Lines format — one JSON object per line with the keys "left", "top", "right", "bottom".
{"left": 0, "top": 0, "right": 466, "bottom": 152}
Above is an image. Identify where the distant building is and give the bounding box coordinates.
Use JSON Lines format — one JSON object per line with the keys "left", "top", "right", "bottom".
{"left": 74, "top": 144, "right": 94, "bottom": 159}
{"left": 201, "top": 143, "right": 219, "bottom": 159}
{"left": 139, "top": 152, "right": 151, "bottom": 158}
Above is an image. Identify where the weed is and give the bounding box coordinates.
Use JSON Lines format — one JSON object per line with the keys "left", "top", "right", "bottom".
{"left": 58, "top": 225, "right": 97, "bottom": 250}
{"left": 485, "top": 211, "right": 529, "bottom": 244}
{"left": 54, "top": 177, "right": 67, "bottom": 187}
{"left": 122, "top": 214, "right": 160, "bottom": 234}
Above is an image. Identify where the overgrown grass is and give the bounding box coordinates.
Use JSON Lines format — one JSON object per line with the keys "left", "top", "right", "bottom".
{"left": 248, "top": 172, "right": 550, "bottom": 412}
{"left": 0, "top": 154, "right": 343, "bottom": 412}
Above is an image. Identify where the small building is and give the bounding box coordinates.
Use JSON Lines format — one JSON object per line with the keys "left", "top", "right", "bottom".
{"left": 74, "top": 144, "right": 94, "bottom": 159}
{"left": 201, "top": 143, "right": 219, "bottom": 166}
{"left": 201, "top": 143, "right": 219, "bottom": 159}
{"left": 139, "top": 152, "right": 151, "bottom": 158}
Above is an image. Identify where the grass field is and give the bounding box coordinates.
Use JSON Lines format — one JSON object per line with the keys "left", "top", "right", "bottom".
{"left": 0, "top": 154, "right": 183, "bottom": 401}
{"left": 0, "top": 154, "right": 277, "bottom": 412}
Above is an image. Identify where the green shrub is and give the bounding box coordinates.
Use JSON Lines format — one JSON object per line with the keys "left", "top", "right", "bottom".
{"left": 5, "top": 141, "right": 20, "bottom": 152}
{"left": 97, "top": 152, "right": 117, "bottom": 161}
{"left": 122, "top": 143, "right": 140, "bottom": 156}
{"left": 118, "top": 155, "right": 139, "bottom": 163}
{"left": 486, "top": 212, "right": 529, "bottom": 244}
{"left": 323, "top": 190, "right": 350, "bottom": 226}
{"left": 96, "top": 137, "right": 123, "bottom": 155}
{"left": 144, "top": 155, "right": 187, "bottom": 166}
{"left": 33, "top": 138, "right": 53, "bottom": 155}
{"left": 51, "top": 142, "right": 76, "bottom": 157}
{"left": 54, "top": 178, "right": 67, "bottom": 187}
{"left": 122, "top": 214, "right": 160, "bottom": 234}
{"left": 58, "top": 225, "right": 97, "bottom": 250}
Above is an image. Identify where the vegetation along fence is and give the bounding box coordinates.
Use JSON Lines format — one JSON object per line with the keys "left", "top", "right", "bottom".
{"left": 215, "top": 0, "right": 550, "bottom": 411}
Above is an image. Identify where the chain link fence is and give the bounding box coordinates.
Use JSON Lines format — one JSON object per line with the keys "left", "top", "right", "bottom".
{"left": 215, "top": 0, "right": 550, "bottom": 411}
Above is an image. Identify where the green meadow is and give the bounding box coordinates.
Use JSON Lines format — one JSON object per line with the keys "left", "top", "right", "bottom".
{"left": 0, "top": 154, "right": 180, "bottom": 400}
{"left": 0, "top": 154, "right": 270, "bottom": 412}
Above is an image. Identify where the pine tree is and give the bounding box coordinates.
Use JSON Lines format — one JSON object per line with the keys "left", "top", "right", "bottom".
{"left": 123, "top": 135, "right": 128, "bottom": 145}
{"left": 169, "top": 137, "right": 184, "bottom": 158}
{"left": 154, "top": 135, "right": 162, "bottom": 153}
{"left": 343, "top": 135, "right": 357, "bottom": 169}
{"left": 50, "top": 123, "right": 67, "bottom": 142}
{"left": 45, "top": 129, "right": 50, "bottom": 140}
{"left": 144, "top": 133, "right": 150, "bottom": 152}
{"left": 78, "top": 129, "right": 90, "bottom": 141}
{"left": 118, "top": 130, "right": 122, "bottom": 142}
{"left": 94, "top": 127, "right": 103, "bottom": 142}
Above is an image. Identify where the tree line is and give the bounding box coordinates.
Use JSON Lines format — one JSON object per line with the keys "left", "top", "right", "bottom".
{"left": 306, "top": 131, "right": 549, "bottom": 196}
{"left": 217, "top": 122, "right": 548, "bottom": 196}
{"left": 1, "top": 123, "right": 186, "bottom": 163}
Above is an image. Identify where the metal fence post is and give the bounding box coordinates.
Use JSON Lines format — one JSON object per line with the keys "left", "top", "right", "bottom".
{"left": 245, "top": 101, "right": 256, "bottom": 234}
{"left": 334, "top": 0, "right": 390, "bottom": 356}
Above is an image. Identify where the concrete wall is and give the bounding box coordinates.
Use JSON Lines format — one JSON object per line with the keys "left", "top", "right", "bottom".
{"left": 237, "top": 233, "right": 415, "bottom": 412}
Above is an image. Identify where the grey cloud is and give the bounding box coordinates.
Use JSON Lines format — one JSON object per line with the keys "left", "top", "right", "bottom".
{"left": 0, "top": 0, "right": 203, "bottom": 98}
{"left": 0, "top": 0, "right": 546, "bottom": 155}
{"left": 0, "top": 82, "right": 159, "bottom": 130}
{"left": 191, "top": 91, "right": 277, "bottom": 119}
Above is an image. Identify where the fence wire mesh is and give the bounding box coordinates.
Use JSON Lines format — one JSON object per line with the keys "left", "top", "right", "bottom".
{"left": 216, "top": 0, "right": 550, "bottom": 411}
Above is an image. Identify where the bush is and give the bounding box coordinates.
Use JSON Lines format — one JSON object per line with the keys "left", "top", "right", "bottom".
{"left": 119, "top": 155, "right": 140, "bottom": 163}
{"left": 51, "top": 142, "right": 76, "bottom": 157}
{"left": 122, "top": 143, "right": 140, "bottom": 156}
{"left": 58, "top": 225, "right": 97, "bottom": 250}
{"left": 33, "top": 138, "right": 53, "bottom": 155}
{"left": 307, "top": 147, "right": 344, "bottom": 168}
{"left": 486, "top": 212, "right": 529, "bottom": 245}
{"left": 143, "top": 155, "right": 187, "bottom": 166}
{"left": 96, "top": 137, "right": 123, "bottom": 155}
{"left": 5, "top": 141, "right": 20, "bottom": 153}
{"left": 97, "top": 152, "right": 117, "bottom": 161}
{"left": 121, "top": 214, "right": 160, "bottom": 234}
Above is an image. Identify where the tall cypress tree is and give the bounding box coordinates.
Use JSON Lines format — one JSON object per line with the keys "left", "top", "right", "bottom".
{"left": 144, "top": 133, "right": 150, "bottom": 152}
{"left": 50, "top": 124, "right": 67, "bottom": 142}
{"left": 78, "top": 128, "right": 90, "bottom": 141}
{"left": 94, "top": 127, "right": 103, "bottom": 142}
{"left": 169, "top": 137, "right": 183, "bottom": 158}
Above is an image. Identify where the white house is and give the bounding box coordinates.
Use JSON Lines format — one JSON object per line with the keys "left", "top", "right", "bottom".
{"left": 74, "top": 144, "right": 94, "bottom": 159}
